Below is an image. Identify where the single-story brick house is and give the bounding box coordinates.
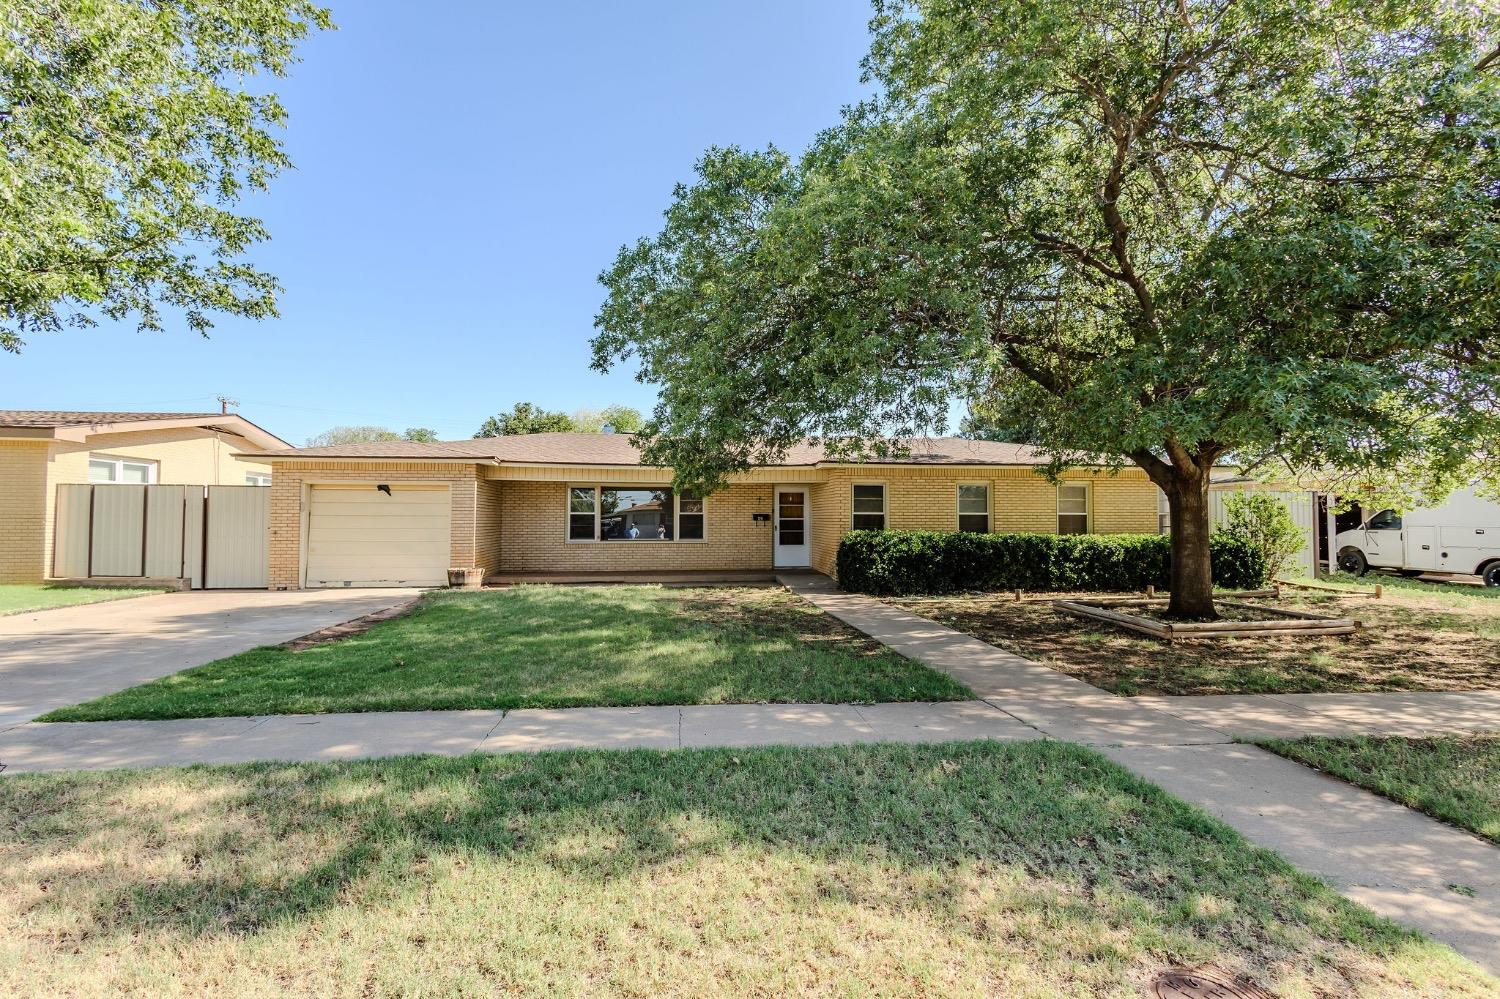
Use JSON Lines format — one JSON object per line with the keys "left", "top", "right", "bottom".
{"left": 0, "top": 411, "right": 288, "bottom": 583}
{"left": 242, "top": 433, "right": 1161, "bottom": 588}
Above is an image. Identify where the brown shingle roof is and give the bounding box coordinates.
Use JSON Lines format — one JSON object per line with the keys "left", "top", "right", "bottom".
{"left": 0, "top": 410, "right": 226, "bottom": 427}
{"left": 250, "top": 433, "right": 1074, "bottom": 467}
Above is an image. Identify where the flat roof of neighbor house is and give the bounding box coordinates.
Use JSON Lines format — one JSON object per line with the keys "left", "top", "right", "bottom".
{"left": 242, "top": 433, "right": 1092, "bottom": 467}
{"left": 0, "top": 410, "right": 291, "bottom": 450}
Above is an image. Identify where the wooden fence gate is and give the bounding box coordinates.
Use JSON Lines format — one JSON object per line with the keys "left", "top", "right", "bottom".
{"left": 53, "top": 484, "right": 269, "bottom": 589}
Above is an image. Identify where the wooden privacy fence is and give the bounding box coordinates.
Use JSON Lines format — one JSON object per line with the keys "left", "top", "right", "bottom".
{"left": 53, "top": 484, "right": 268, "bottom": 589}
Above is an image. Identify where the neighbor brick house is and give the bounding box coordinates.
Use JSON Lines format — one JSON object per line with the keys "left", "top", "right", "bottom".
{"left": 0, "top": 411, "right": 287, "bottom": 582}
{"left": 243, "top": 434, "right": 1160, "bottom": 589}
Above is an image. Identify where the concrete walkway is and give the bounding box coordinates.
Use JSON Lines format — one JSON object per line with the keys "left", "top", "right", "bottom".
{"left": 779, "top": 573, "right": 1500, "bottom": 974}
{"left": 0, "top": 588, "right": 420, "bottom": 730}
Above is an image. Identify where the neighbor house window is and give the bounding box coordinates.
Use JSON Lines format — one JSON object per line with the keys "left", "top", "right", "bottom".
{"left": 245, "top": 472, "right": 271, "bottom": 487}
{"left": 88, "top": 456, "right": 156, "bottom": 484}
{"left": 852, "top": 483, "right": 886, "bottom": 530}
{"left": 957, "top": 484, "right": 990, "bottom": 533}
{"left": 566, "top": 486, "right": 706, "bottom": 542}
{"left": 1057, "top": 482, "right": 1090, "bottom": 534}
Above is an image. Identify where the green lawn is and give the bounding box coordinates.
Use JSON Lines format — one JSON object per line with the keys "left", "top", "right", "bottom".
{"left": 1307, "top": 572, "right": 1500, "bottom": 607}
{"left": 1257, "top": 735, "right": 1500, "bottom": 845}
{"left": 0, "top": 742, "right": 1489, "bottom": 998}
{"left": 42, "top": 585, "right": 971, "bottom": 721}
{"left": 0, "top": 583, "right": 166, "bottom": 616}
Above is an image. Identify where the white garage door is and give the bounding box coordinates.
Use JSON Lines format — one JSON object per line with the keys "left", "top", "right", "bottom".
{"left": 306, "top": 484, "right": 451, "bottom": 587}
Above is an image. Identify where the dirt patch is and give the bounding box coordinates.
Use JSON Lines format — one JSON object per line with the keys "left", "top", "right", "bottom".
{"left": 682, "top": 586, "right": 899, "bottom": 661}
{"left": 888, "top": 589, "right": 1500, "bottom": 696}
{"left": 283, "top": 597, "right": 423, "bottom": 651}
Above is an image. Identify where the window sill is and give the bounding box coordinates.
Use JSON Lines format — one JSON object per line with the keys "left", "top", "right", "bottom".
{"left": 565, "top": 539, "right": 709, "bottom": 545}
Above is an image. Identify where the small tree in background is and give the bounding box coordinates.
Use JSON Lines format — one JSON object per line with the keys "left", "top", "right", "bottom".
{"left": 1215, "top": 493, "right": 1304, "bottom": 583}
{"left": 473, "top": 402, "right": 573, "bottom": 438}
{"left": 571, "top": 404, "right": 645, "bottom": 434}
{"left": 306, "top": 426, "right": 435, "bottom": 447}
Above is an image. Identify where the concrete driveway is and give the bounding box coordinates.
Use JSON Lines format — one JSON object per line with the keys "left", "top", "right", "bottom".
{"left": 0, "top": 588, "right": 420, "bottom": 729}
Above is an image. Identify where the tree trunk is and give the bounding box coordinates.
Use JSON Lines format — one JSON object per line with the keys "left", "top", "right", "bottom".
{"left": 1165, "top": 479, "right": 1216, "bottom": 619}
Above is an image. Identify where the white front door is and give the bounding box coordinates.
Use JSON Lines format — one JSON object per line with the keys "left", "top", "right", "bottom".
{"left": 773, "top": 487, "right": 810, "bottom": 567}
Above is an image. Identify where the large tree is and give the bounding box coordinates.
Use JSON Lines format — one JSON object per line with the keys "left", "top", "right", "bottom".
{"left": 594, "top": 0, "right": 1499, "bottom": 617}
{"left": 1, "top": 0, "right": 331, "bottom": 353}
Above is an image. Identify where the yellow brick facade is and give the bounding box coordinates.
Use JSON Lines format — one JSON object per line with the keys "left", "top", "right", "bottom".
{"left": 0, "top": 442, "right": 51, "bottom": 583}
{"left": 807, "top": 466, "right": 1160, "bottom": 575}
{"left": 497, "top": 480, "right": 773, "bottom": 573}
{"left": 265, "top": 462, "right": 481, "bottom": 589}
{"left": 0, "top": 430, "right": 275, "bottom": 583}
{"left": 259, "top": 460, "right": 1162, "bottom": 587}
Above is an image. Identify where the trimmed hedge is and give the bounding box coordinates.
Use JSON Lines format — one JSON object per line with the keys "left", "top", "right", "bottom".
{"left": 834, "top": 530, "right": 1267, "bottom": 596}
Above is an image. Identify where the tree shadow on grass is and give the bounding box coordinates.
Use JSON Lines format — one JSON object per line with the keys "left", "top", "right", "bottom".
{"left": 1, "top": 742, "right": 1484, "bottom": 995}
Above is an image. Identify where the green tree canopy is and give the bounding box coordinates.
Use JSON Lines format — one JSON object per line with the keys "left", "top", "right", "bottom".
{"left": 1, "top": 0, "right": 332, "bottom": 353}
{"left": 474, "top": 402, "right": 574, "bottom": 438}
{"left": 306, "top": 426, "right": 435, "bottom": 447}
{"left": 594, "top": 0, "right": 1499, "bottom": 616}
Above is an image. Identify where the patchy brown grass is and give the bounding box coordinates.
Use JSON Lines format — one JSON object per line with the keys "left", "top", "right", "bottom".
{"left": 1, "top": 743, "right": 1491, "bottom": 997}
{"left": 888, "top": 588, "right": 1500, "bottom": 696}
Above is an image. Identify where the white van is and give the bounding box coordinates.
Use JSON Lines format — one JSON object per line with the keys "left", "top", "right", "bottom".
{"left": 1335, "top": 486, "right": 1500, "bottom": 587}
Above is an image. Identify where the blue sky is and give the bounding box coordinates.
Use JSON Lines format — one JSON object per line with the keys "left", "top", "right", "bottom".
{"left": 7, "top": 1, "right": 878, "bottom": 444}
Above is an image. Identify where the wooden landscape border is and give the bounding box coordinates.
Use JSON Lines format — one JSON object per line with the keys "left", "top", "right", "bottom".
{"left": 1054, "top": 597, "right": 1361, "bottom": 642}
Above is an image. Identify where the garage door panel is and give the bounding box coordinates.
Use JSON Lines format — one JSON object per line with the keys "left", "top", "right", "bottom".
{"left": 306, "top": 484, "right": 451, "bottom": 588}
{"left": 306, "top": 517, "right": 452, "bottom": 534}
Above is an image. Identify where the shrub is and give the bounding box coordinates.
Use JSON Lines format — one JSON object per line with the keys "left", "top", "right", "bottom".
{"left": 1214, "top": 491, "right": 1305, "bottom": 582}
{"left": 835, "top": 530, "right": 1267, "bottom": 596}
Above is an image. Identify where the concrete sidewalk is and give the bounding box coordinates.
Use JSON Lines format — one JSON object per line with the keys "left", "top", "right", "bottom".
{"left": 0, "top": 701, "right": 1041, "bottom": 771}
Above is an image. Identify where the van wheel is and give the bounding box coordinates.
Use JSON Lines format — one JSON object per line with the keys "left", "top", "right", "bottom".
{"left": 1337, "top": 548, "right": 1368, "bottom": 576}
{"left": 1483, "top": 564, "right": 1500, "bottom": 588}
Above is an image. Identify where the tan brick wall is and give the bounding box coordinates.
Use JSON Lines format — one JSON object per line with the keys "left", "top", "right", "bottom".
{"left": 498, "top": 480, "right": 774, "bottom": 573}
{"left": 266, "top": 462, "right": 481, "bottom": 589}
{"left": 476, "top": 477, "right": 503, "bottom": 573}
{"left": 259, "top": 459, "right": 1162, "bottom": 586}
{"left": 0, "top": 442, "right": 50, "bottom": 583}
{"left": 809, "top": 466, "right": 1160, "bottom": 576}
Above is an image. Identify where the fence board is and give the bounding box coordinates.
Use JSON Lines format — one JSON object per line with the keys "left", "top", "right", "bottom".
{"left": 205, "top": 486, "right": 268, "bottom": 588}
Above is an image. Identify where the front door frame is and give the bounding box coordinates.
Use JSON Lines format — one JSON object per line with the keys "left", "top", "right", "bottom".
{"left": 772, "top": 485, "right": 812, "bottom": 567}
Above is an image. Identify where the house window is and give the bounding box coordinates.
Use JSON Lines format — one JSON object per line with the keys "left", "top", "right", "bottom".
{"left": 1057, "top": 482, "right": 1090, "bottom": 534}
{"left": 88, "top": 456, "right": 156, "bottom": 484}
{"left": 566, "top": 486, "right": 706, "bottom": 542}
{"left": 569, "top": 486, "right": 599, "bottom": 540}
{"left": 679, "top": 491, "right": 705, "bottom": 540}
{"left": 245, "top": 472, "right": 272, "bottom": 487}
{"left": 852, "top": 483, "right": 886, "bottom": 530}
{"left": 957, "top": 484, "right": 990, "bottom": 533}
